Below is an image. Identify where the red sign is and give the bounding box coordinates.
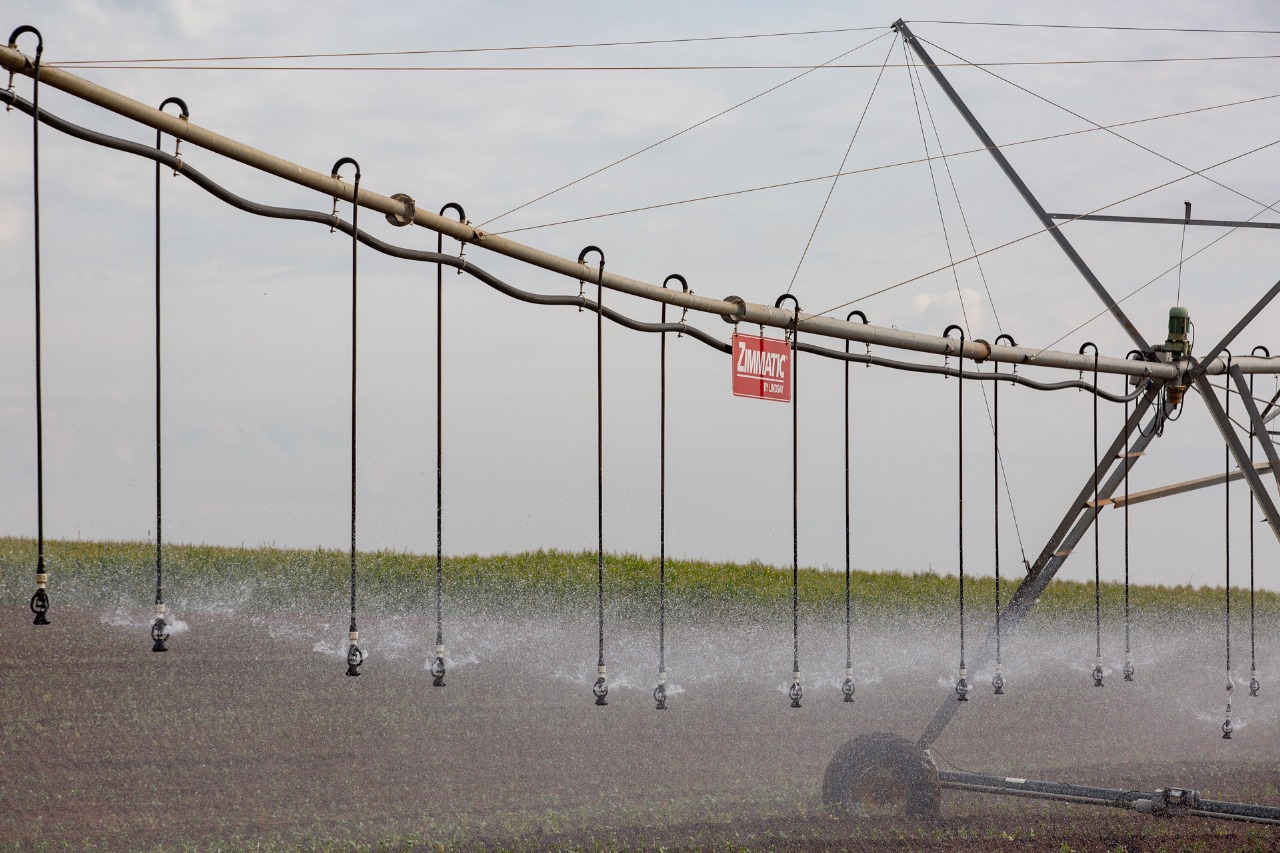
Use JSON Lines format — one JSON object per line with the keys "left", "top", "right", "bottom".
{"left": 732, "top": 332, "right": 792, "bottom": 402}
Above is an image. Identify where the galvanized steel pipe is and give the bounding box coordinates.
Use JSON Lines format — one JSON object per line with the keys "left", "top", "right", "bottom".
{"left": 3, "top": 44, "right": 1277, "bottom": 382}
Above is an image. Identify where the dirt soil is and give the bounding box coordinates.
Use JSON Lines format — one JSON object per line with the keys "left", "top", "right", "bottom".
{"left": 3, "top": 606, "right": 1278, "bottom": 851}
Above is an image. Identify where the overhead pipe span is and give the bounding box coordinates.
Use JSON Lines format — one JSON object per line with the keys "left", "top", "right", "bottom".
{"left": 2, "top": 43, "right": 1277, "bottom": 382}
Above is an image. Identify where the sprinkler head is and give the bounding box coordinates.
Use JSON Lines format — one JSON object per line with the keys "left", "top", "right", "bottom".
{"left": 592, "top": 676, "right": 609, "bottom": 706}
{"left": 1123, "top": 658, "right": 1134, "bottom": 682}
{"left": 430, "top": 654, "right": 446, "bottom": 687}
{"left": 788, "top": 677, "right": 803, "bottom": 709}
{"left": 1222, "top": 716, "right": 1234, "bottom": 739}
{"left": 1092, "top": 664, "right": 1105, "bottom": 688}
{"left": 653, "top": 683, "right": 667, "bottom": 710}
{"left": 346, "top": 631, "right": 364, "bottom": 677}
{"left": 1250, "top": 673, "right": 1260, "bottom": 697}
{"left": 955, "top": 675, "right": 970, "bottom": 701}
{"left": 842, "top": 675, "right": 855, "bottom": 703}
{"left": 30, "top": 574, "right": 49, "bottom": 625}
{"left": 150, "top": 618, "right": 169, "bottom": 653}
{"left": 991, "top": 670, "right": 1004, "bottom": 696}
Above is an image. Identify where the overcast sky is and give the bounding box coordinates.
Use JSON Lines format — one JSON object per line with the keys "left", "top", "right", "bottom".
{"left": 3, "top": 0, "right": 1280, "bottom": 596}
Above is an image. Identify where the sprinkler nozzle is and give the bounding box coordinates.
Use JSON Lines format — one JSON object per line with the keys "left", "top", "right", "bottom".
{"left": 593, "top": 665, "right": 608, "bottom": 706}
{"left": 1223, "top": 679, "right": 1235, "bottom": 739}
{"left": 150, "top": 619, "right": 169, "bottom": 652}
{"left": 788, "top": 673, "right": 803, "bottom": 709}
{"left": 1250, "top": 671, "right": 1259, "bottom": 697}
{"left": 653, "top": 683, "right": 667, "bottom": 710}
{"left": 992, "top": 669, "right": 1004, "bottom": 696}
{"left": 842, "top": 669, "right": 855, "bottom": 703}
{"left": 151, "top": 603, "right": 169, "bottom": 653}
{"left": 346, "top": 631, "right": 364, "bottom": 677}
{"left": 431, "top": 644, "right": 446, "bottom": 687}
{"left": 1123, "top": 655, "right": 1134, "bottom": 682}
{"left": 30, "top": 572, "right": 49, "bottom": 625}
{"left": 956, "top": 667, "right": 970, "bottom": 702}
{"left": 1092, "top": 660, "right": 1104, "bottom": 688}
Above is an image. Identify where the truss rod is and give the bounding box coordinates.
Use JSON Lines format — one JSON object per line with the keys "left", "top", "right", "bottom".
{"left": 1050, "top": 212, "right": 1280, "bottom": 230}
{"left": 3, "top": 44, "right": 1278, "bottom": 383}
{"left": 1198, "top": 374, "right": 1280, "bottom": 536}
{"left": 894, "top": 19, "right": 1149, "bottom": 352}
{"left": 1101, "top": 462, "right": 1273, "bottom": 508}
{"left": 1231, "top": 365, "right": 1280, "bottom": 496}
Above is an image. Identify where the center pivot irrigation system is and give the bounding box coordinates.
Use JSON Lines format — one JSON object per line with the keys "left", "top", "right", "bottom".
{"left": 7, "top": 18, "right": 1280, "bottom": 827}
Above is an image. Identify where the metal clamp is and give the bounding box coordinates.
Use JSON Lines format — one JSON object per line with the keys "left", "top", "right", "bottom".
{"left": 577, "top": 245, "right": 604, "bottom": 311}
{"left": 156, "top": 97, "right": 189, "bottom": 174}
{"left": 329, "top": 157, "right": 361, "bottom": 232}
{"left": 6, "top": 26, "right": 42, "bottom": 111}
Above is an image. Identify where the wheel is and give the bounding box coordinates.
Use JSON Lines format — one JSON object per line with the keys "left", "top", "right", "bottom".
{"left": 821, "top": 732, "right": 941, "bottom": 819}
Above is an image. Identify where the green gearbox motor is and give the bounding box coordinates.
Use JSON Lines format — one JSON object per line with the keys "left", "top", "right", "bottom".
{"left": 1161, "top": 306, "right": 1192, "bottom": 358}
{"left": 1156, "top": 306, "right": 1191, "bottom": 405}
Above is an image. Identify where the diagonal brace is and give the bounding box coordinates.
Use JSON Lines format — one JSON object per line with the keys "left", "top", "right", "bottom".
{"left": 1197, "top": 374, "right": 1280, "bottom": 544}
{"left": 894, "top": 19, "right": 1149, "bottom": 352}
{"left": 1189, "top": 277, "right": 1280, "bottom": 383}
{"left": 1230, "top": 365, "right": 1280, "bottom": 497}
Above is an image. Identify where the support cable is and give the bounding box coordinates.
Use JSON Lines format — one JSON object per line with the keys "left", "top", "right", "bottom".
{"left": 944, "top": 325, "right": 970, "bottom": 702}
{"left": 907, "top": 49, "right": 1030, "bottom": 568}
{"left": 9, "top": 26, "right": 48, "bottom": 626}
{"left": 580, "top": 246, "right": 609, "bottom": 707}
{"left": 1249, "top": 346, "right": 1268, "bottom": 697}
{"left": 777, "top": 294, "right": 804, "bottom": 709}
{"left": 332, "top": 157, "right": 364, "bottom": 678}
{"left": 0, "top": 87, "right": 1166, "bottom": 403}
{"left": 1030, "top": 189, "right": 1280, "bottom": 356}
{"left": 1224, "top": 351, "right": 1235, "bottom": 737}
{"left": 432, "top": 202, "right": 466, "bottom": 687}
{"left": 479, "top": 30, "right": 893, "bottom": 228}
{"left": 905, "top": 43, "right": 975, "bottom": 337}
{"left": 918, "top": 35, "right": 1280, "bottom": 225}
{"left": 1081, "top": 342, "right": 1104, "bottom": 688}
{"left": 493, "top": 91, "right": 1280, "bottom": 237}
{"left": 1177, "top": 201, "right": 1190, "bottom": 306}
{"left": 909, "top": 49, "right": 1004, "bottom": 332}
{"left": 811, "top": 133, "right": 1280, "bottom": 322}
{"left": 843, "top": 310, "right": 868, "bottom": 704}
{"left": 655, "top": 273, "right": 688, "bottom": 711}
{"left": 151, "top": 95, "right": 188, "bottom": 654}
{"left": 54, "top": 27, "right": 891, "bottom": 66}
{"left": 786, "top": 33, "right": 897, "bottom": 294}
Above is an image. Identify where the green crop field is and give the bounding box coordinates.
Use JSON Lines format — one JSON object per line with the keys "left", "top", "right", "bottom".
{"left": 2, "top": 536, "right": 1273, "bottom": 627}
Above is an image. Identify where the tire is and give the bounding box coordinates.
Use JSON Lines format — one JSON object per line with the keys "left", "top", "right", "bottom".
{"left": 821, "top": 732, "right": 941, "bottom": 819}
